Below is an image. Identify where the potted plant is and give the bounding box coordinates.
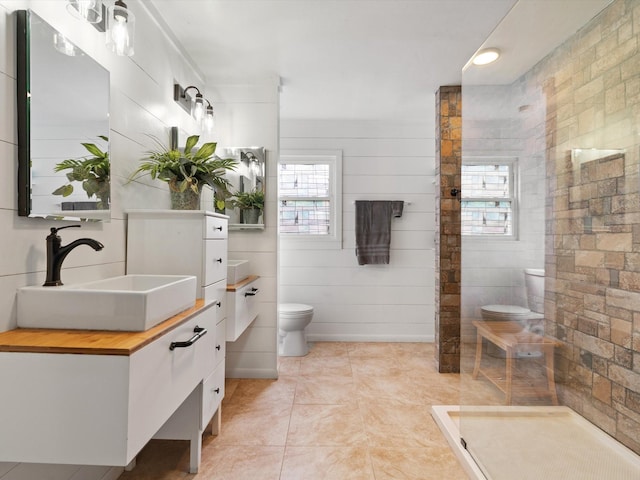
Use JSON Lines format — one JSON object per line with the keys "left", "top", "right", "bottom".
{"left": 52, "top": 136, "right": 110, "bottom": 209}
{"left": 229, "top": 188, "right": 265, "bottom": 224}
{"left": 129, "top": 134, "right": 237, "bottom": 210}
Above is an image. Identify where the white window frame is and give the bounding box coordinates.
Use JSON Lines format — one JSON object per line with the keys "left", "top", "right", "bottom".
{"left": 461, "top": 157, "right": 518, "bottom": 239}
{"left": 278, "top": 150, "right": 342, "bottom": 245}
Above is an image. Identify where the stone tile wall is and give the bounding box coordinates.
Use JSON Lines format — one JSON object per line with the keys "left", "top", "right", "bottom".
{"left": 435, "top": 86, "right": 462, "bottom": 373}
{"left": 538, "top": 0, "right": 640, "bottom": 454}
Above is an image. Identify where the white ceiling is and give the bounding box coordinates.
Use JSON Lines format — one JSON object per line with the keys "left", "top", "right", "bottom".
{"left": 146, "top": 0, "right": 612, "bottom": 122}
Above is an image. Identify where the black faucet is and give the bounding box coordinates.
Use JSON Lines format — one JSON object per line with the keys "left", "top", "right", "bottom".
{"left": 44, "top": 225, "right": 104, "bottom": 287}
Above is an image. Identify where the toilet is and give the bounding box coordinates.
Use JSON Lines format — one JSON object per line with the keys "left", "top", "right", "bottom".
{"left": 278, "top": 303, "right": 314, "bottom": 356}
{"left": 481, "top": 268, "right": 545, "bottom": 356}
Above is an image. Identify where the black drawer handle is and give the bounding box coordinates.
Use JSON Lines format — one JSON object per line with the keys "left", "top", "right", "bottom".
{"left": 244, "top": 287, "right": 259, "bottom": 297}
{"left": 216, "top": 344, "right": 221, "bottom": 350}
{"left": 213, "top": 388, "right": 220, "bottom": 394}
{"left": 215, "top": 301, "right": 222, "bottom": 307}
{"left": 169, "top": 326, "right": 207, "bottom": 351}
{"left": 215, "top": 226, "right": 223, "bottom": 231}
{"left": 216, "top": 258, "right": 223, "bottom": 263}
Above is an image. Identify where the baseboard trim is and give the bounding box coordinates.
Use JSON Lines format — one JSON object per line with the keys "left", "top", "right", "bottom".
{"left": 306, "top": 334, "right": 434, "bottom": 343}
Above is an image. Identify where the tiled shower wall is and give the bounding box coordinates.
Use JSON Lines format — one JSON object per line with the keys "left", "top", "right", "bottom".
{"left": 532, "top": 0, "right": 640, "bottom": 454}
{"left": 435, "top": 86, "right": 462, "bottom": 373}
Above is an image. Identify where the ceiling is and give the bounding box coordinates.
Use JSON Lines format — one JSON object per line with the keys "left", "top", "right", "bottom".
{"left": 146, "top": 0, "right": 612, "bottom": 122}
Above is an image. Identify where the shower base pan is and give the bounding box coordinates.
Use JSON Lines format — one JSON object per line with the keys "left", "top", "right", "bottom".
{"left": 432, "top": 405, "right": 640, "bottom": 480}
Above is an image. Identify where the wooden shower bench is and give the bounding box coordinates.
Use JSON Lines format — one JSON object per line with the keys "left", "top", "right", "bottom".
{"left": 472, "top": 320, "right": 560, "bottom": 405}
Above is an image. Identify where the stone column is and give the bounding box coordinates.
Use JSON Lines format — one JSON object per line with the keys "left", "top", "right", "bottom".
{"left": 434, "top": 86, "right": 461, "bottom": 373}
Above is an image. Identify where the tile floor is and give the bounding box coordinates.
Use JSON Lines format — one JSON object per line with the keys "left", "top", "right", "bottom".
{"left": 117, "top": 342, "right": 501, "bottom": 480}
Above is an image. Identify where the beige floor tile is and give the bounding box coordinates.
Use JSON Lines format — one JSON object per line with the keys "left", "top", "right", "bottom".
{"left": 226, "top": 377, "right": 297, "bottom": 406}
{"left": 347, "top": 342, "right": 398, "bottom": 358}
{"left": 369, "top": 446, "right": 468, "bottom": 480}
{"left": 197, "top": 445, "right": 284, "bottom": 480}
{"left": 287, "top": 403, "right": 367, "bottom": 446}
{"left": 299, "top": 354, "right": 353, "bottom": 376}
{"left": 214, "top": 403, "right": 292, "bottom": 446}
{"left": 307, "top": 342, "right": 350, "bottom": 357}
{"left": 354, "top": 374, "right": 426, "bottom": 405}
{"left": 294, "top": 374, "right": 356, "bottom": 405}
{"left": 117, "top": 342, "right": 480, "bottom": 480}
{"left": 280, "top": 446, "right": 375, "bottom": 480}
{"left": 278, "top": 356, "right": 301, "bottom": 376}
{"left": 359, "top": 400, "right": 447, "bottom": 448}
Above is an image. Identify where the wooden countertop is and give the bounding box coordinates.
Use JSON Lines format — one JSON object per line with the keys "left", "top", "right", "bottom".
{"left": 0, "top": 299, "right": 210, "bottom": 356}
{"left": 226, "top": 275, "right": 259, "bottom": 292}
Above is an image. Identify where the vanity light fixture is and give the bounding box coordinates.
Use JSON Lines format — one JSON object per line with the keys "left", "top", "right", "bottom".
{"left": 472, "top": 48, "right": 501, "bottom": 66}
{"left": 106, "top": 0, "right": 135, "bottom": 56}
{"left": 204, "top": 100, "right": 215, "bottom": 132}
{"left": 66, "top": 0, "right": 104, "bottom": 24}
{"left": 174, "top": 83, "right": 216, "bottom": 131}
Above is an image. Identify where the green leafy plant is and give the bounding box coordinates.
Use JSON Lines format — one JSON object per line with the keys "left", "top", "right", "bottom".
{"left": 129, "top": 134, "right": 237, "bottom": 196}
{"left": 52, "top": 136, "right": 110, "bottom": 209}
{"left": 229, "top": 188, "right": 265, "bottom": 211}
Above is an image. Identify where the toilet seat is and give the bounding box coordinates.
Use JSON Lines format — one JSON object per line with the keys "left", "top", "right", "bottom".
{"left": 280, "top": 304, "right": 314, "bottom": 316}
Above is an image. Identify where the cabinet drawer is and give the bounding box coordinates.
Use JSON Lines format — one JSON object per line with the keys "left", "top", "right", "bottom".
{"left": 204, "top": 240, "right": 228, "bottom": 285}
{"left": 226, "top": 278, "right": 260, "bottom": 342}
{"left": 214, "top": 318, "right": 226, "bottom": 366}
{"left": 201, "top": 363, "right": 225, "bottom": 430}
{"left": 203, "top": 280, "right": 227, "bottom": 320}
{"left": 205, "top": 215, "right": 228, "bottom": 239}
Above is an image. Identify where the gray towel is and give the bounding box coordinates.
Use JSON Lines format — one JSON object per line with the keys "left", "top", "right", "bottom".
{"left": 355, "top": 200, "right": 404, "bottom": 265}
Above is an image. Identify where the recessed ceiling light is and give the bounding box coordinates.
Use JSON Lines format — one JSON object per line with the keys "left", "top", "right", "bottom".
{"left": 472, "top": 48, "right": 501, "bottom": 66}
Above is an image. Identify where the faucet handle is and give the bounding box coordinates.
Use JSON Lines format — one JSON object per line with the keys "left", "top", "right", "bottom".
{"left": 50, "top": 225, "right": 82, "bottom": 235}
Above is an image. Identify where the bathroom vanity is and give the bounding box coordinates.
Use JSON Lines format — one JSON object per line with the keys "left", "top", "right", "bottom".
{"left": 0, "top": 300, "right": 224, "bottom": 473}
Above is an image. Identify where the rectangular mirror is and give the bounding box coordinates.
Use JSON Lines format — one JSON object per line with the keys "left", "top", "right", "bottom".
{"left": 220, "top": 147, "right": 266, "bottom": 230}
{"left": 17, "top": 10, "right": 110, "bottom": 222}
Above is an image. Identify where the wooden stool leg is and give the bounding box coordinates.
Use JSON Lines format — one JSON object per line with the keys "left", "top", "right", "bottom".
{"left": 544, "top": 345, "right": 559, "bottom": 405}
{"left": 472, "top": 332, "right": 483, "bottom": 379}
{"left": 505, "top": 347, "right": 513, "bottom": 405}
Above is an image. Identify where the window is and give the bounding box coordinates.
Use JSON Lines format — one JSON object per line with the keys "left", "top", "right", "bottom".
{"left": 278, "top": 151, "right": 342, "bottom": 240}
{"left": 461, "top": 159, "right": 517, "bottom": 237}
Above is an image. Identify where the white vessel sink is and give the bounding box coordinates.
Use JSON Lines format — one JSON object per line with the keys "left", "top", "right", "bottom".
{"left": 17, "top": 275, "right": 197, "bottom": 331}
{"left": 227, "top": 259, "right": 250, "bottom": 284}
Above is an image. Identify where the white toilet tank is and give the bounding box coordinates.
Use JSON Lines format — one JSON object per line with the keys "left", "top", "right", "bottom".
{"left": 524, "top": 268, "right": 545, "bottom": 314}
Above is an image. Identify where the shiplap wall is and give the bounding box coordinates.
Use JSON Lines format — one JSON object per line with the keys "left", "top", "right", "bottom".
{"left": 280, "top": 119, "right": 436, "bottom": 342}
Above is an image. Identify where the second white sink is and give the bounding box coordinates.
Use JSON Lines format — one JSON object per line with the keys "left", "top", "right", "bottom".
{"left": 227, "top": 259, "right": 250, "bottom": 284}
{"left": 17, "top": 275, "right": 197, "bottom": 331}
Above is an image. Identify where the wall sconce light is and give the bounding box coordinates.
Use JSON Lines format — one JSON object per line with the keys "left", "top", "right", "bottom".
{"left": 66, "top": 0, "right": 104, "bottom": 24}
{"left": 204, "top": 100, "right": 215, "bottom": 132}
{"left": 106, "top": 0, "right": 135, "bottom": 56}
{"left": 66, "top": 0, "right": 134, "bottom": 56}
{"left": 174, "top": 83, "right": 215, "bottom": 132}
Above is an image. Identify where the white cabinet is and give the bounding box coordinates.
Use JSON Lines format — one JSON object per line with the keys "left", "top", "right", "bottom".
{"left": 0, "top": 302, "right": 216, "bottom": 473}
{"left": 125, "top": 210, "right": 229, "bottom": 467}
{"left": 126, "top": 210, "right": 228, "bottom": 303}
{"left": 226, "top": 276, "right": 260, "bottom": 341}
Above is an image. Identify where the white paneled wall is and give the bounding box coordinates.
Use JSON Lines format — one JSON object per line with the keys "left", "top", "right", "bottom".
{"left": 210, "top": 82, "right": 280, "bottom": 379}
{"left": 0, "top": 1, "right": 278, "bottom": 477}
{"left": 280, "top": 119, "right": 435, "bottom": 342}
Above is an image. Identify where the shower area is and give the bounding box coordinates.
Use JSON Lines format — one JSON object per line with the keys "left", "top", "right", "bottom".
{"left": 435, "top": 0, "right": 640, "bottom": 478}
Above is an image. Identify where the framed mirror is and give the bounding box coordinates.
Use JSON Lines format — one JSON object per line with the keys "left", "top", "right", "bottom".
{"left": 220, "top": 147, "right": 266, "bottom": 230}
{"left": 17, "top": 10, "right": 110, "bottom": 221}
